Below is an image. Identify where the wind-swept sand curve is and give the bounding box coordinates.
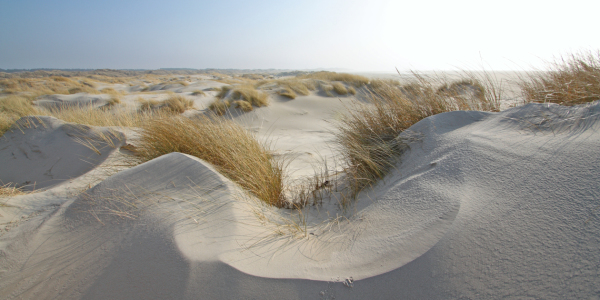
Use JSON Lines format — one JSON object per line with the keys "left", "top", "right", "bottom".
{"left": 1, "top": 102, "right": 599, "bottom": 299}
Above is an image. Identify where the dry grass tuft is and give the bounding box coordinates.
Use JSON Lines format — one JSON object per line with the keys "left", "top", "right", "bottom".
{"left": 301, "top": 72, "right": 369, "bottom": 87}
{"left": 139, "top": 98, "right": 160, "bottom": 112}
{"left": 208, "top": 100, "right": 231, "bottom": 115}
{"left": 136, "top": 116, "right": 286, "bottom": 207}
{"left": 164, "top": 95, "right": 194, "bottom": 113}
{"left": 0, "top": 95, "right": 37, "bottom": 135}
{"left": 232, "top": 85, "right": 268, "bottom": 107}
{"left": 519, "top": 50, "right": 600, "bottom": 105}
{"left": 191, "top": 90, "right": 206, "bottom": 96}
{"left": 0, "top": 182, "right": 27, "bottom": 197}
{"left": 216, "top": 86, "right": 232, "bottom": 99}
{"left": 335, "top": 73, "right": 500, "bottom": 196}
{"left": 332, "top": 82, "right": 349, "bottom": 95}
{"left": 278, "top": 87, "right": 297, "bottom": 99}
{"left": 320, "top": 83, "right": 335, "bottom": 97}
{"left": 348, "top": 86, "right": 357, "bottom": 95}
{"left": 234, "top": 100, "right": 253, "bottom": 112}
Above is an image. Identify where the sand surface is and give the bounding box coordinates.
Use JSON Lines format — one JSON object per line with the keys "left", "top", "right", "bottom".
{"left": 1, "top": 75, "right": 600, "bottom": 299}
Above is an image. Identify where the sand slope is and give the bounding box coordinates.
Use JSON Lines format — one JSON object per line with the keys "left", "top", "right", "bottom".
{"left": 0, "top": 116, "right": 125, "bottom": 190}
{"left": 1, "top": 102, "right": 599, "bottom": 299}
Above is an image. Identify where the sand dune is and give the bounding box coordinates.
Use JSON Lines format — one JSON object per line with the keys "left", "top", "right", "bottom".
{"left": 1, "top": 95, "right": 599, "bottom": 299}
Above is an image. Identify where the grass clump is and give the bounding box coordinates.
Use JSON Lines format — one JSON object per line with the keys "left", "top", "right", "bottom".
{"left": 164, "top": 95, "right": 194, "bottom": 113}
{"left": 320, "top": 83, "right": 334, "bottom": 97}
{"left": 136, "top": 116, "right": 286, "bottom": 207}
{"left": 232, "top": 85, "right": 268, "bottom": 107}
{"left": 139, "top": 98, "right": 160, "bottom": 112}
{"left": 208, "top": 100, "right": 231, "bottom": 115}
{"left": 0, "top": 182, "right": 27, "bottom": 197}
{"left": 216, "top": 86, "right": 232, "bottom": 98}
{"left": 519, "top": 50, "right": 600, "bottom": 105}
{"left": 301, "top": 71, "right": 369, "bottom": 87}
{"left": 335, "top": 74, "right": 500, "bottom": 196}
{"left": 332, "top": 82, "right": 349, "bottom": 95}
{"left": 278, "top": 87, "right": 297, "bottom": 99}
{"left": 191, "top": 90, "right": 206, "bottom": 96}
{"left": 0, "top": 95, "right": 37, "bottom": 135}
{"left": 234, "top": 100, "right": 253, "bottom": 112}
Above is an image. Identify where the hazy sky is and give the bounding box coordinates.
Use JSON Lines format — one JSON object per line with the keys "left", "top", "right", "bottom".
{"left": 1, "top": 0, "right": 598, "bottom": 71}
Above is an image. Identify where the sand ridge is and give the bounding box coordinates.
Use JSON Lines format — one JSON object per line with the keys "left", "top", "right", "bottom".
{"left": 1, "top": 81, "right": 599, "bottom": 298}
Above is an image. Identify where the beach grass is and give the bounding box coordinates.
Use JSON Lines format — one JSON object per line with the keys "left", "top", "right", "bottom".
{"left": 163, "top": 95, "right": 194, "bottom": 113}
{"left": 208, "top": 100, "right": 231, "bottom": 115}
{"left": 519, "top": 50, "right": 600, "bottom": 105}
{"left": 300, "top": 71, "right": 369, "bottom": 87}
{"left": 335, "top": 74, "right": 501, "bottom": 196}
{"left": 136, "top": 115, "right": 286, "bottom": 207}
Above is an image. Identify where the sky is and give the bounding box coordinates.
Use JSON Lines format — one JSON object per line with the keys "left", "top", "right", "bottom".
{"left": 1, "top": 0, "right": 599, "bottom": 72}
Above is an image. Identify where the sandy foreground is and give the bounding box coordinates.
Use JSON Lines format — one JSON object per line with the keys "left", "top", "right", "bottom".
{"left": 1, "top": 74, "right": 599, "bottom": 299}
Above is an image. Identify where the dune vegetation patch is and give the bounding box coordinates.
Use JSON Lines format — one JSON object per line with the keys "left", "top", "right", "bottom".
{"left": 335, "top": 74, "right": 501, "bottom": 196}
{"left": 0, "top": 77, "right": 102, "bottom": 98}
{"left": 208, "top": 100, "right": 231, "bottom": 115}
{"left": 519, "top": 50, "right": 600, "bottom": 105}
{"left": 234, "top": 100, "right": 253, "bottom": 112}
{"left": 209, "top": 85, "right": 267, "bottom": 114}
{"left": 278, "top": 87, "right": 297, "bottom": 99}
{"left": 191, "top": 90, "right": 206, "bottom": 96}
{"left": 164, "top": 95, "right": 194, "bottom": 113}
{"left": 0, "top": 182, "right": 27, "bottom": 197}
{"left": 137, "top": 95, "right": 194, "bottom": 113}
{"left": 332, "top": 82, "right": 349, "bottom": 95}
{"left": 300, "top": 71, "right": 369, "bottom": 87}
{"left": 136, "top": 116, "right": 286, "bottom": 207}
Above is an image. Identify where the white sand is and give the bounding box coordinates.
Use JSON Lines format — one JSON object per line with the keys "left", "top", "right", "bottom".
{"left": 1, "top": 79, "right": 599, "bottom": 299}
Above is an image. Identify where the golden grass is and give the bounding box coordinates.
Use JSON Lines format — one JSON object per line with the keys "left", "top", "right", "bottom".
{"left": 320, "top": 83, "right": 334, "bottom": 97}
{"left": 164, "top": 95, "right": 194, "bottom": 113}
{"left": 232, "top": 85, "right": 268, "bottom": 107}
{"left": 0, "top": 182, "right": 27, "bottom": 197}
{"left": 139, "top": 98, "right": 160, "bottom": 112}
{"left": 136, "top": 116, "right": 286, "bottom": 207}
{"left": 278, "top": 87, "right": 297, "bottom": 99}
{"left": 300, "top": 71, "right": 369, "bottom": 87}
{"left": 335, "top": 74, "right": 500, "bottom": 196}
{"left": 348, "top": 86, "right": 357, "bottom": 95}
{"left": 216, "top": 86, "right": 232, "bottom": 99}
{"left": 519, "top": 50, "right": 600, "bottom": 105}
{"left": 332, "top": 82, "right": 349, "bottom": 95}
{"left": 208, "top": 100, "right": 231, "bottom": 115}
{"left": 0, "top": 95, "right": 37, "bottom": 135}
{"left": 234, "top": 100, "right": 253, "bottom": 112}
{"left": 0, "top": 77, "right": 103, "bottom": 98}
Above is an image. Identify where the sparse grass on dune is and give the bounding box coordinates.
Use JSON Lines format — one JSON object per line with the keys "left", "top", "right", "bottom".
{"left": 332, "top": 82, "right": 349, "bottom": 95}
{"left": 216, "top": 86, "right": 232, "bottom": 98}
{"left": 232, "top": 85, "right": 268, "bottom": 107}
{"left": 136, "top": 116, "right": 286, "bottom": 207}
{"left": 208, "top": 100, "right": 231, "bottom": 115}
{"left": 209, "top": 85, "right": 267, "bottom": 114}
{"left": 191, "top": 90, "right": 206, "bottom": 96}
{"left": 300, "top": 71, "right": 369, "bottom": 87}
{"left": 519, "top": 50, "right": 600, "bottom": 105}
{"left": 164, "top": 95, "right": 194, "bottom": 113}
{"left": 0, "top": 95, "right": 37, "bottom": 135}
{"left": 320, "top": 82, "right": 334, "bottom": 97}
{"left": 0, "top": 182, "right": 27, "bottom": 197}
{"left": 234, "top": 100, "right": 253, "bottom": 112}
{"left": 335, "top": 74, "right": 500, "bottom": 196}
{"left": 136, "top": 95, "right": 194, "bottom": 113}
{"left": 278, "top": 87, "right": 297, "bottom": 99}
